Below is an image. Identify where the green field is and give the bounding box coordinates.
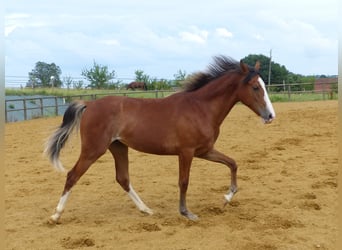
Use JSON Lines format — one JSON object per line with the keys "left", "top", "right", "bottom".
{"left": 269, "top": 92, "right": 337, "bottom": 102}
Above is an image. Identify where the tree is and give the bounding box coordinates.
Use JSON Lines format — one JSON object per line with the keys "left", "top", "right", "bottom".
{"left": 81, "top": 61, "right": 117, "bottom": 89}
{"left": 134, "top": 69, "right": 150, "bottom": 83}
{"left": 63, "top": 76, "right": 73, "bottom": 90}
{"left": 73, "top": 80, "right": 84, "bottom": 89}
{"left": 134, "top": 70, "right": 173, "bottom": 90}
{"left": 134, "top": 70, "right": 153, "bottom": 89}
{"left": 173, "top": 69, "right": 187, "bottom": 87}
{"left": 150, "top": 78, "right": 172, "bottom": 90}
{"left": 242, "top": 54, "right": 317, "bottom": 92}
{"left": 27, "top": 62, "right": 62, "bottom": 88}
{"left": 242, "top": 54, "right": 274, "bottom": 84}
{"left": 242, "top": 54, "right": 292, "bottom": 84}
{"left": 242, "top": 54, "right": 291, "bottom": 91}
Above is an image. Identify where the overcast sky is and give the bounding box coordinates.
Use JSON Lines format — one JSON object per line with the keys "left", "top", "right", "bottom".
{"left": 5, "top": 0, "right": 338, "bottom": 86}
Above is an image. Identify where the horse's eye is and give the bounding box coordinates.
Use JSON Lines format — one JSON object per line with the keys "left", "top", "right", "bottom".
{"left": 252, "top": 85, "right": 259, "bottom": 91}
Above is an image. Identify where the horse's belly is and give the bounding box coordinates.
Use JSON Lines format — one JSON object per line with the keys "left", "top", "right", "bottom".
{"left": 120, "top": 135, "right": 179, "bottom": 155}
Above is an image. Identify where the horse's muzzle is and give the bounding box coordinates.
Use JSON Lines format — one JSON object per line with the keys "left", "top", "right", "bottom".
{"left": 262, "top": 113, "right": 274, "bottom": 124}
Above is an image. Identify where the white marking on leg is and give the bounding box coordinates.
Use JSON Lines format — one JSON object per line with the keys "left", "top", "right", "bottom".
{"left": 127, "top": 184, "right": 153, "bottom": 215}
{"left": 50, "top": 191, "right": 71, "bottom": 223}
{"left": 223, "top": 187, "right": 237, "bottom": 207}
{"left": 224, "top": 191, "right": 234, "bottom": 202}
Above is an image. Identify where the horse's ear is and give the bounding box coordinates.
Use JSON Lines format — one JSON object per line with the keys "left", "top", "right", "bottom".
{"left": 255, "top": 61, "right": 260, "bottom": 71}
{"left": 240, "top": 60, "right": 249, "bottom": 73}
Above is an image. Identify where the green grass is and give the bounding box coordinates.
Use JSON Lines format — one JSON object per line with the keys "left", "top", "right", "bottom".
{"left": 269, "top": 92, "right": 338, "bottom": 102}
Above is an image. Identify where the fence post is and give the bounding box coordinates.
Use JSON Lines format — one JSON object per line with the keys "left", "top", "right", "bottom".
{"left": 39, "top": 98, "right": 43, "bottom": 117}
{"left": 55, "top": 97, "right": 58, "bottom": 116}
{"left": 287, "top": 85, "right": 291, "bottom": 101}
{"left": 23, "top": 99, "right": 27, "bottom": 120}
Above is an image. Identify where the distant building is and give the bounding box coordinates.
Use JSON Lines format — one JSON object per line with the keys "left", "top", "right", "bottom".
{"left": 314, "top": 77, "right": 337, "bottom": 92}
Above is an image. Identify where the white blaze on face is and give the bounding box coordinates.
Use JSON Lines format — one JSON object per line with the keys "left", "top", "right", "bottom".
{"left": 258, "top": 77, "right": 276, "bottom": 121}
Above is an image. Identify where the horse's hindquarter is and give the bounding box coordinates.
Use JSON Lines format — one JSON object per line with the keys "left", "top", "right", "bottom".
{"left": 98, "top": 95, "right": 217, "bottom": 155}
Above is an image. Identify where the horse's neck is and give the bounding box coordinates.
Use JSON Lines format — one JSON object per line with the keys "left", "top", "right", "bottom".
{"left": 191, "top": 75, "right": 239, "bottom": 126}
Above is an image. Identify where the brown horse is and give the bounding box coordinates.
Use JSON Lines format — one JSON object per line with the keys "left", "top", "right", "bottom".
{"left": 126, "top": 81, "right": 147, "bottom": 90}
{"left": 45, "top": 56, "right": 275, "bottom": 223}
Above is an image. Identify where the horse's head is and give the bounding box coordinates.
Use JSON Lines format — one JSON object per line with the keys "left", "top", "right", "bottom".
{"left": 237, "top": 60, "right": 275, "bottom": 124}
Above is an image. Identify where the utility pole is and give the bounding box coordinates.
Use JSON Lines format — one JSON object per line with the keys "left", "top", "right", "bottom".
{"left": 268, "top": 49, "right": 272, "bottom": 91}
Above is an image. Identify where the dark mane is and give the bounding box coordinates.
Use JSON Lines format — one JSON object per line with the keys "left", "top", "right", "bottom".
{"left": 183, "top": 55, "right": 242, "bottom": 92}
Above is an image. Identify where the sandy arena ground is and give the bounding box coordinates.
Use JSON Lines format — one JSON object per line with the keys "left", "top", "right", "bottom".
{"left": 5, "top": 100, "right": 337, "bottom": 250}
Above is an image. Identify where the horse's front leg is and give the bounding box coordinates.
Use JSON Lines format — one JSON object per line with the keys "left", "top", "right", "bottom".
{"left": 198, "top": 149, "right": 238, "bottom": 205}
{"left": 178, "top": 150, "right": 198, "bottom": 221}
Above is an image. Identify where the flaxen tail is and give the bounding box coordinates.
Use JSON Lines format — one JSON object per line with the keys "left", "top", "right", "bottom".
{"left": 44, "top": 101, "right": 86, "bottom": 172}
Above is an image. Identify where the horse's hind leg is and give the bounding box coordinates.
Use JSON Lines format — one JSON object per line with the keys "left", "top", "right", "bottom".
{"left": 49, "top": 149, "right": 107, "bottom": 224}
{"left": 108, "top": 141, "right": 153, "bottom": 215}
{"left": 198, "top": 149, "right": 238, "bottom": 205}
{"left": 178, "top": 150, "right": 198, "bottom": 220}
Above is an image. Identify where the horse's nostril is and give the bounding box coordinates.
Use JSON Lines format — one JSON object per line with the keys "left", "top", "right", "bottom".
{"left": 269, "top": 113, "right": 273, "bottom": 119}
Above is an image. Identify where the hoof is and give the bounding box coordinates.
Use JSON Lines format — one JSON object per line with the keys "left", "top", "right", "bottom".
{"left": 223, "top": 190, "right": 237, "bottom": 207}
{"left": 47, "top": 214, "right": 60, "bottom": 225}
{"left": 47, "top": 217, "right": 58, "bottom": 225}
{"left": 181, "top": 211, "right": 199, "bottom": 221}
{"left": 187, "top": 213, "right": 199, "bottom": 221}
{"left": 141, "top": 207, "right": 154, "bottom": 215}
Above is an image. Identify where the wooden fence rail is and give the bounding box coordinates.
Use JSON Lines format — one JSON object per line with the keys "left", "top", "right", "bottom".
{"left": 5, "top": 90, "right": 175, "bottom": 122}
